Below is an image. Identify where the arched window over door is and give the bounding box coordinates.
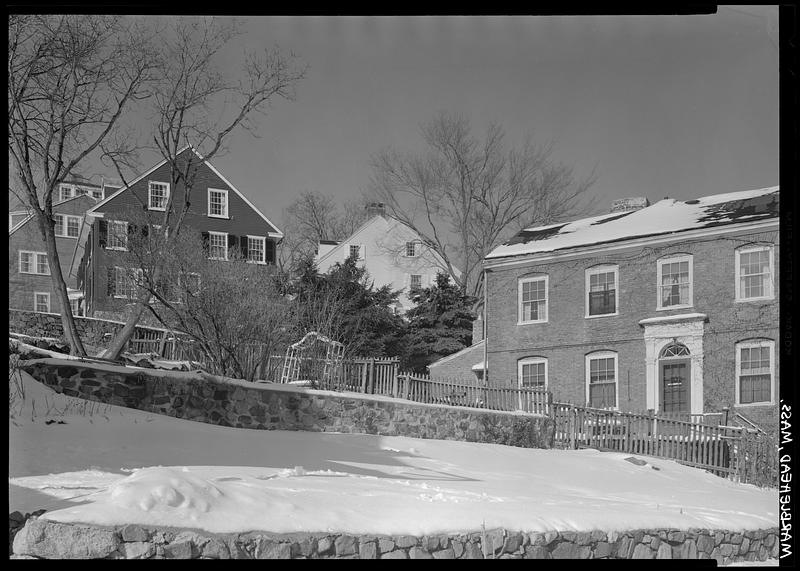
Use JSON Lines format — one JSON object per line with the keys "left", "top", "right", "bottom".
{"left": 659, "top": 342, "right": 691, "bottom": 413}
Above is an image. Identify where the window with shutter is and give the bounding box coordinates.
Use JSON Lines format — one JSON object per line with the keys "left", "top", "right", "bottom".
{"left": 98, "top": 220, "right": 108, "bottom": 248}
{"left": 239, "top": 236, "right": 249, "bottom": 260}
{"left": 265, "top": 240, "right": 276, "bottom": 264}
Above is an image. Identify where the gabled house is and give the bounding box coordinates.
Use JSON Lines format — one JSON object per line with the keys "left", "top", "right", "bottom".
{"left": 481, "top": 186, "right": 779, "bottom": 430}
{"left": 71, "top": 146, "right": 282, "bottom": 320}
{"left": 314, "top": 203, "right": 457, "bottom": 313}
{"left": 9, "top": 193, "right": 100, "bottom": 315}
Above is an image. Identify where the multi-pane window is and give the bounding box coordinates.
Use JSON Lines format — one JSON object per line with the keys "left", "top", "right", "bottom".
{"left": 519, "top": 276, "right": 548, "bottom": 323}
{"left": 586, "top": 266, "right": 618, "bottom": 316}
{"left": 657, "top": 255, "right": 692, "bottom": 308}
{"left": 410, "top": 274, "right": 423, "bottom": 292}
{"left": 148, "top": 181, "right": 170, "bottom": 211}
{"left": 405, "top": 241, "right": 417, "bottom": 257}
{"left": 348, "top": 244, "right": 364, "bottom": 260}
{"left": 247, "top": 236, "right": 266, "bottom": 263}
{"left": 209, "top": 232, "right": 228, "bottom": 260}
{"left": 69, "top": 298, "right": 81, "bottom": 316}
{"left": 183, "top": 272, "right": 201, "bottom": 296}
{"left": 34, "top": 292, "right": 50, "bottom": 313}
{"left": 736, "top": 246, "right": 774, "bottom": 301}
{"left": 736, "top": 340, "right": 775, "bottom": 405}
{"left": 519, "top": 358, "right": 547, "bottom": 389}
{"left": 113, "top": 267, "right": 141, "bottom": 299}
{"left": 90, "top": 189, "right": 103, "bottom": 200}
{"left": 208, "top": 189, "right": 228, "bottom": 218}
{"left": 59, "top": 185, "right": 73, "bottom": 201}
{"left": 54, "top": 214, "right": 81, "bottom": 238}
{"left": 587, "top": 352, "right": 617, "bottom": 409}
{"left": 107, "top": 220, "right": 128, "bottom": 250}
{"left": 19, "top": 251, "right": 49, "bottom": 275}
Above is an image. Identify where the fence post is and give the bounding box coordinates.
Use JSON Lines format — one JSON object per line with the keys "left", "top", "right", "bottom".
{"left": 391, "top": 362, "right": 399, "bottom": 398}
{"left": 721, "top": 406, "right": 730, "bottom": 427}
{"left": 360, "top": 360, "right": 368, "bottom": 394}
{"left": 570, "top": 406, "right": 578, "bottom": 450}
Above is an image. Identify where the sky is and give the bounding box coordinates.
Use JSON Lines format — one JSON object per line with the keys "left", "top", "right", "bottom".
{"left": 89, "top": 8, "right": 779, "bottom": 231}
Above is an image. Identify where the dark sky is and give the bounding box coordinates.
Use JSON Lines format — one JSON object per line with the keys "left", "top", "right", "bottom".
{"left": 106, "top": 9, "right": 782, "bottom": 227}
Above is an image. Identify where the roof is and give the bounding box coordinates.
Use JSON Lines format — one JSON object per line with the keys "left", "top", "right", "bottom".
{"left": 87, "top": 145, "right": 283, "bottom": 238}
{"left": 486, "top": 186, "right": 779, "bottom": 261}
{"left": 8, "top": 194, "right": 99, "bottom": 237}
{"left": 428, "top": 339, "right": 485, "bottom": 368}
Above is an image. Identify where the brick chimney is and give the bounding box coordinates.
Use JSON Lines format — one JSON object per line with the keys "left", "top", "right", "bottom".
{"left": 610, "top": 197, "right": 650, "bottom": 213}
{"left": 365, "top": 202, "right": 386, "bottom": 217}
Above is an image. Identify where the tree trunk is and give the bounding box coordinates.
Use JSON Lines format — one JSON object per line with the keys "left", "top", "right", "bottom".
{"left": 37, "top": 213, "right": 87, "bottom": 357}
{"left": 101, "top": 295, "right": 151, "bottom": 360}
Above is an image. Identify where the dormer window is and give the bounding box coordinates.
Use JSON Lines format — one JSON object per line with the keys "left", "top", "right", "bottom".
{"left": 148, "top": 181, "right": 170, "bottom": 211}
{"left": 208, "top": 188, "right": 229, "bottom": 218}
{"left": 405, "top": 241, "right": 417, "bottom": 257}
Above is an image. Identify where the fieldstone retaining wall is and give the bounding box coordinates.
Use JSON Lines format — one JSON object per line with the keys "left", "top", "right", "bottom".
{"left": 11, "top": 518, "right": 780, "bottom": 561}
{"left": 9, "top": 309, "right": 168, "bottom": 345}
{"left": 18, "top": 359, "right": 555, "bottom": 448}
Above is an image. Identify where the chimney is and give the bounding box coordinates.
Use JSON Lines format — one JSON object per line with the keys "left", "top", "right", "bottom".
{"left": 365, "top": 202, "right": 386, "bottom": 217}
{"left": 610, "top": 197, "right": 650, "bottom": 213}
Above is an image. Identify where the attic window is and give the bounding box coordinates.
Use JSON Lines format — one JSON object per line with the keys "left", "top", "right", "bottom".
{"left": 148, "top": 181, "right": 170, "bottom": 211}
{"left": 405, "top": 242, "right": 417, "bottom": 257}
{"left": 208, "top": 188, "right": 229, "bottom": 218}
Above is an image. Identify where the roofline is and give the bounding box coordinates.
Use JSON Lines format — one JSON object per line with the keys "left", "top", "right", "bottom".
{"left": 9, "top": 194, "right": 99, "bottom": 236}
{"left": 314, "top": 214, "right": 383, "bottom": 266}
{"left": 428, "top": 339, "right": 485, "bottom": 368}
{"left": 8, "top": 214, "right": 34, "bottom": 236}
{"left": 484, "top": 218, "right": 780, "bottom": 269}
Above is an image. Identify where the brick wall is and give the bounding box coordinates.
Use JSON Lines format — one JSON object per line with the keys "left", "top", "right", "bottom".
{"left": 484, "top": 227, "right": 779, "bottom": 429}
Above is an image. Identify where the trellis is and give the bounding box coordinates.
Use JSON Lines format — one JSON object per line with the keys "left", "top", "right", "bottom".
{"left": 280, "top": 331, "right": 344, "bottom": 385}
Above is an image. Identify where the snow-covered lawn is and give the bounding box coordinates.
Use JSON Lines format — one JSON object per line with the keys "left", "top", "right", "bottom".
{"left": 9, "top": 368, "right": 778, "bottom": 539}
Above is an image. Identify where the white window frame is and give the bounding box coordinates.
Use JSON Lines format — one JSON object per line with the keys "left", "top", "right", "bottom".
{"left": 113, "top": 266, "right": 143, "bottom": 299}
{"left": 107, "top": 220, "right": 129, "bottom": 251}
{"left": 734, "top": 339, "right": 776, "bottom": 407}
{"left": 208, "top": 231, "right": 229, "bottom": 260}
{"left": 656, "top": 254, "right": 693, "bottom": 310}
{"left": 405, "top": 241, "right": 417, "bottom": 257}
{"left": 19, "top": 250, "right": 50, "bottom": 275}
{"left": 148, "top": 181, "right": 170, "bottom": 211}
{"left": 409, "top": 273, "right": 423, "bottom": 292}
{"left": 585, "top": 351, "right": 619, "bottom": 410}
{"left": 735, "top": 245, "right": 775, "bottom": 302}
{"left": 34, "top": 291, "right": 51, "bottom": 313}
{"left": 59, "top": 184, "right": 73, "bottom": 201}
{"left": 208, "top": 188, "right": 229, "bottom": 219}
{"left": 54, "top": 214, "right": 81, "bottom": 238}
{"left": 518, "top": 275, "right": 549, "bottom": 325}
{"left": 518, "top": 357, "right": 548, "bottom": 391}
{"left": 246, "top": 235, "right": 266, "bottom": 264}
{"left": 585, "top": 265, "right": 619, "bottom": 318}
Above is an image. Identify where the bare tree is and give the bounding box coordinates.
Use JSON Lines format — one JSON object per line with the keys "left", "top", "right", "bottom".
{"left": 7, "top": 15, "right": 159, "bottom": 355}
{"left": 367, "top": 112, "right": 597, "bottom": 299}
{"left": 101, "top": 17, "right": 305, "bottom": 360}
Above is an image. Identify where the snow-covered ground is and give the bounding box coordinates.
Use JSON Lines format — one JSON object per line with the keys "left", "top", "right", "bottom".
{"left": 9, "top": 368, "right": 778, "bottom": 539}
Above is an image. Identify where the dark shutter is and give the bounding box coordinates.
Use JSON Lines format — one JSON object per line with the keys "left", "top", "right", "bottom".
{"left": 98, "top": 220, "right": 108, "bottom": 248}
{"left": 240, "top": 236, "right": 249, "bottom": 260}
{"left": 107, "top": 267, "right": 116, "bottom": 297}
{"left": 228, "top": 234, "right": 238, "bottom": 258}
{"left": 141, "top": 224, "right": 149, "bottom": 238}
{"left": 266, "top": 240, "right": 276, "bottom": 264}
{"left": 201, "top": 232, "right": 210, "bottom": 255}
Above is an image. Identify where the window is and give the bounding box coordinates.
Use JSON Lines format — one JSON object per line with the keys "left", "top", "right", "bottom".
{"left": 736, "top": 245, "right": 775, "bottom": 301}
{"left": 209, "top": 231, "right": 228, "bottom": 260}
{"left": 34, "top": 292, "right": 50, "bottom": 313}
{"left": 90, "top": 189, "right": 103, "bottom": 200}
{"left": 735, "top": 340, "right": 775, "bottom": 406}
{"left": 208, "top": 188, "right": 229, "bottom": 218}
{"left": 410, "top": 274, "right": 423, "bottom": 292}
{"left": 182, "top": 272, "right": 201, "bottom": 296}
{"left": 245, "top": 236, "right": 266, "bottom": 263}
{"left": 657, "top": 255, "right": 692, "bottom": 309}
{"left": 69, "top": 298, "right": 82, "bottom": 316}
{"left": 586, "top": 266, "right": 618, "bottom": 317}
{"left": 405, "top": 241, "right": 417, "bottom": 257}
{"left": 518, "top": 357, "right": 547, "bottom": 390}
{"left": 518, "top": 276, "right": 548, "bottom": 324}
{"left": 19, "top": 251, "right": 49, "bottom": 275}
{"left": 348, "top": 244, "right": 364, "bottom": 260}
{"left": 112, "top": 266, "right": 141, "bottom": 299}
{"left": 148, "top": 181, "right": 170, "bottom": 211}
{"left": 586, "top": 351, "right": 618, "bottom": 409}
{"left": 107, "top": 220, "right": 128, "bottom": 250}
{"left": 54, "top": 214, "right": 81, "bottom": 238}
{"left": 59, "top": 185, "right": 73, "bottom": 201}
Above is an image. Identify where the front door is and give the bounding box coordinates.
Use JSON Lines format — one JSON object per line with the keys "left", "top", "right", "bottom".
{"left": 660, "top": 359, "right": 690, "bottom": 413}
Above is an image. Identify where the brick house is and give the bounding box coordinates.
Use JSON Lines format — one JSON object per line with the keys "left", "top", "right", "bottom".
{"left": 8, "top": 194, "right": 100, "bottom": 315}
{"left": 71, "top": 146, "right": 282, "bottom": 319}
{"left": 481, "top": 186, "right": 779, "bottom": 430}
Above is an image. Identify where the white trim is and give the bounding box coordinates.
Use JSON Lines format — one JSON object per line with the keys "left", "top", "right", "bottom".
{"left": 734, "top": 339, "right": 776, "bottom": 407}
{"left": 483, "top": 219, "right": 779, "bottom": 269}
{"left": 33, "top": 291, "right": 51, "bottom": 313}
{"left": 208, "top": 231, "right": 229, "bottom": 261}
{"left": 585, "top": 264, "right": 619, "bottom": 318}
{"left": 518, "top": 356, "right": 548, "bottom": 391}
{"left": 54, "top": 213, "right": 82, "bottom": 238}
{"left": 518, "top": 275, "right": 549, "bottom": 325}
{"left": 148, "top": 180, "right": 170, "bottom": 211}
{"left": 112, "top": 266, "right": 143, "bottom": 299}
{"left": 246, "top": 235, "right": 267, "bottom": 264}
{"left": 428, "top": 340, "right": 485, "bottom": 368}
{"left": 735, "top": 244, "right": 775, "bottom": 302}
{"left": 585, "top": 350, "right": 619, "bottom": 410}
{"left": 207, "top": 187, "right": 230, "bottom": 219}
{"left": 19, "top": 250, "right": 50, "bottom": 275}
{"left": 106, "top": 220, "right": 129, "bottom": 251}
{"left": 656, "top": 254, "right": 693, "bottom": 310}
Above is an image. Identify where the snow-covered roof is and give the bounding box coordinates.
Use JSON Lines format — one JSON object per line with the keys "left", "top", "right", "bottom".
{"left": 486, "top": 186, "right": 779, "bottom": 260}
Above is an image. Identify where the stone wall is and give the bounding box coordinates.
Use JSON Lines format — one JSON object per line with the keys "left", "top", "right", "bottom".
{"left": 19, "top": 359, "right": 555, "bottom": 449}
{"left": 12, "top": 518, "right": 780, "bottom": 561}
